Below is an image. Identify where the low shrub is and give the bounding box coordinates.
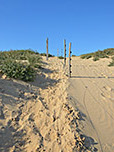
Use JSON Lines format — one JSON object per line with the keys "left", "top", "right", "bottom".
{"left": 93, "top": 57, "right": 99, "bottom": 61}
{"left": 58, "top": 56, "right": 64, "bottom": 59}
{"left": 27, "top": 54, "right": 42, "bottom": 68}
{"left": 80, "top": 48, "right": 114, "bottom": 62}
{"left": 80, "top": 53, "right": 93, "bottom": 59}
{"left": 86, "top": 55, "right": 92, "bottom": 59}
{"left": 0, "top": 60, "right": 35, "bottom": 81}
{"left": 40, "top": 53, "right": 54, "bottom": 57}
{"left": 108, "top": 57, "right": 114, "bottom": 66}
{"left": 108, "top": 61, "right": 114, "bottom": 66}
{"left": 72, "top": 55, "right": 76, "bottom": 57}
{"left": 40, "top": 53, "right": 46, "bottom": 56}
{"left": 0, "top": 50, "right": 42, "bottom": 81}
{"left": 48, "top": 54, "right": 54, "bottom": 57}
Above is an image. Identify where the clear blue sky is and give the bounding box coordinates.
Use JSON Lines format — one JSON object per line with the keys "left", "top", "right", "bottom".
{"left": 0, "top": 0, "right": 114, "bottom": 56}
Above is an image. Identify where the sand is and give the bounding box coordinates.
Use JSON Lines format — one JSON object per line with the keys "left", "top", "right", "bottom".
{"left": 0, "top": 57, "right": 89, "bottom": 152}
{"left": 68, "top": 57, "right": 114, "bottom": 152}
{"left": 0, "top": 56, "right": 114, "bottom": 152}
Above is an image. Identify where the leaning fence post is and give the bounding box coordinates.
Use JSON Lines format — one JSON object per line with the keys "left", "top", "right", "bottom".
{"left": 64, "top": 39, "right": 66, "bottom": 68}
{"left": 69, "top": 43, "right": 72, "bottom": 77}
{"left": 46, "top": 38, "right": 48, "bottom": 60}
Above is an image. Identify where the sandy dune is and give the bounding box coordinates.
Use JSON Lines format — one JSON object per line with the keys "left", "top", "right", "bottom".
{"left": 68, "top": 57, "right": 114, "bottom": 152}
{"left": 0, "top": 56, "right": 114, "bottom": 152}
{"left": 0, "top": 57, "right": 92, "bottom": 152}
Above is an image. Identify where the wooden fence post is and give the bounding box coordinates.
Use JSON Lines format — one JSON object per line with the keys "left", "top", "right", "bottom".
{"left": 69, "top": 43, "right": 72, "bottom": 77}
{"left": 64, "top": 39, "right": 66, "bottom": 68}
{"left": 46, "top": 38, "right": 48, "bottom": 60}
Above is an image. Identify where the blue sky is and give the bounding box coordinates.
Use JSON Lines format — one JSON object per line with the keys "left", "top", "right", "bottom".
{"left": 0, "top": 0, "right": 114, "bottom": 56}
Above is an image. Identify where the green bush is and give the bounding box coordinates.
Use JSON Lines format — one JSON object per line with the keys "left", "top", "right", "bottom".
{"left": 103, "top": 48, "right": 114, "bottom": 56}
{"left": 80, "top": 55, "right": 86, "bottom": 59}
{"left": 40, "top": 53, "right": 46, "bottom": 56}
{"left": 86, "top": 55, "right": 92, "bottom": 59}
{"left": 80, "top": 53, "right": 93, "bottom": 59}
{"left": 72, "top": 55, "right": 76, "bottom": 57}
{"left": 0, "top": 60, "right": 35, "bottom": 81}
{"left": 40, "top": 53, "right": 54, "bottom": 57}
{"left": 108, "top": 61, "right": 114, "bottom": 66}
{"left": 58, "top": 56, "right": 64, "bottom": 59}
{"left": 93, "top": 57, "right": 99, "bottom": 61}
{"left": 108, "top": 57, "right": 114, "bottom": 66}
{"left": 0, "top": 50, "right": 42, "bottom": 81}
{"left": 0, "top": 49, "right": 39, "bottom": 60}
{"left": 48, "top": 54, "right": 54, "bottom": 57}
{"left": 27, "top": 54, "right": 42, "bottom": 68}
{"left": 80, "top": 48, "right": 114, "bottom": 62}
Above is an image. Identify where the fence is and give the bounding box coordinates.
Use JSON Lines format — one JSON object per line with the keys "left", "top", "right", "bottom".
{"left": 46, "top": 38, "right": 72, "bottom": 78}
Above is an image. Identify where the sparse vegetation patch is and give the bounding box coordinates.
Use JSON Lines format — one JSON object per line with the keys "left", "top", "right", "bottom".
{"left": 108, "top": 57, "right": 114, "bottom": 66}
{"left": 72, "top": 55, "right": 76, "bottom": 57}
{"left": 0, "top": 50, "right": 42, "bottom": 81}
{"left": 80, "top": 48, "right": 114, "bottom": 65}
{"left": 58, "top": 56, "right": 64, "bottom": 59}
{"left": 40, "top": 53, "right": 54, "bottom": 57}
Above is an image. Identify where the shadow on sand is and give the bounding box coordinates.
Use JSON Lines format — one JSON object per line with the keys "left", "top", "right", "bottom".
{"left": 0, "top": 120, "right": 26, "bottom": 152}
{"left": 67, "top": 96, "right": 98, "bottom": 151}
{"left": 0, "top": 66, "right": 60, "bottom": 151}
{"left": 71, "top": 76, "right": 114, "bottom": 79}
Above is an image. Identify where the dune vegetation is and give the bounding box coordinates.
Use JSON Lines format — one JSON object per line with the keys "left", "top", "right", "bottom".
{"left": 40, "top": 53, "right": 54, "bottom": 57}
{"left": 108, "top": 56, "right": 114, "bottom": 66}
{"left": 58, "top": 56, "right": 64, "bottom": 59}
{"left": 80, "top": 48, "right": 114, "bottom": 66}
{"left": 0, "top": 50, "right": 42, "bottom": 81}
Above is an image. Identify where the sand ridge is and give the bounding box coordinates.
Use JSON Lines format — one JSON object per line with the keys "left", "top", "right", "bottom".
{"left": 0, "top": 57, "right": 95, "bottom": 152}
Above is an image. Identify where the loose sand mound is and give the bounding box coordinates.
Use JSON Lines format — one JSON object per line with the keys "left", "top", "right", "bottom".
{"left": 68, "top": 57, "right": 114, "bottom": 152}
{"left": 0, "top": 57, "right": 96, "bottom": 152}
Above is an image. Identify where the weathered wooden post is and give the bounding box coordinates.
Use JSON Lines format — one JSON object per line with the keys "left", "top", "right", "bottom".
{"left": 69, "top": 42, "right": 72, "bottom": 77}
{"left": 46, "top": 38, "right": 48, "bottom": 60}
{"left": 64, "top": 39, "right": 66, "bottom": 68}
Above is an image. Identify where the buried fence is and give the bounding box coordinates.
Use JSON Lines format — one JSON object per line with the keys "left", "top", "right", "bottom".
{"left": 46, "top": 38, "right": 72, "bottom": 78}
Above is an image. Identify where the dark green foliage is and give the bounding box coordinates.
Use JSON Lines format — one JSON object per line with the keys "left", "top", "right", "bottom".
{"left": 0, "top": 50, "right": 42, "bottom": 81}
{"left": 27, "top": 54, "right": 42, "bottom": 68}
{"left": 103, "top": 48, "right": 114, "bottom": 56}
{"left": 0, "top": 49, "right": 41, "bottom": 60}
{"left": 72, "top": 55, "right": 76, "bottom": 57}
{"left": 40, "top": 53, "right": 54, "bottom": 57}
{"left": 108, "top": 57, "right": 114, "bottom": 66}
{"left": 58, "top": 56, "right": 64, "bottom": 59}
{"left": 93, "top": 57, "right": 99, "bottom": 61}
{"left": 93, "top": 50, "right": 109, "bottom": 58}
{"left": 108, "top": 61, "right": 114, "bottom": 66}
{"left": 48, "top": 54, "right": 54, "bottom": 57}
{"left": 86, "top": 55, "right": 92, "bottom": 59}
{"left": 80, "top": 48, "right": 114, "bottom": 62}
{"left": 0, "top": 60, "right": 35, "bottom": 81}
{"left": 80, "top": 53, "right": 93, "bottom": 59}
{"left": 40, "top": 53, "right": 46, "bottom": 56}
